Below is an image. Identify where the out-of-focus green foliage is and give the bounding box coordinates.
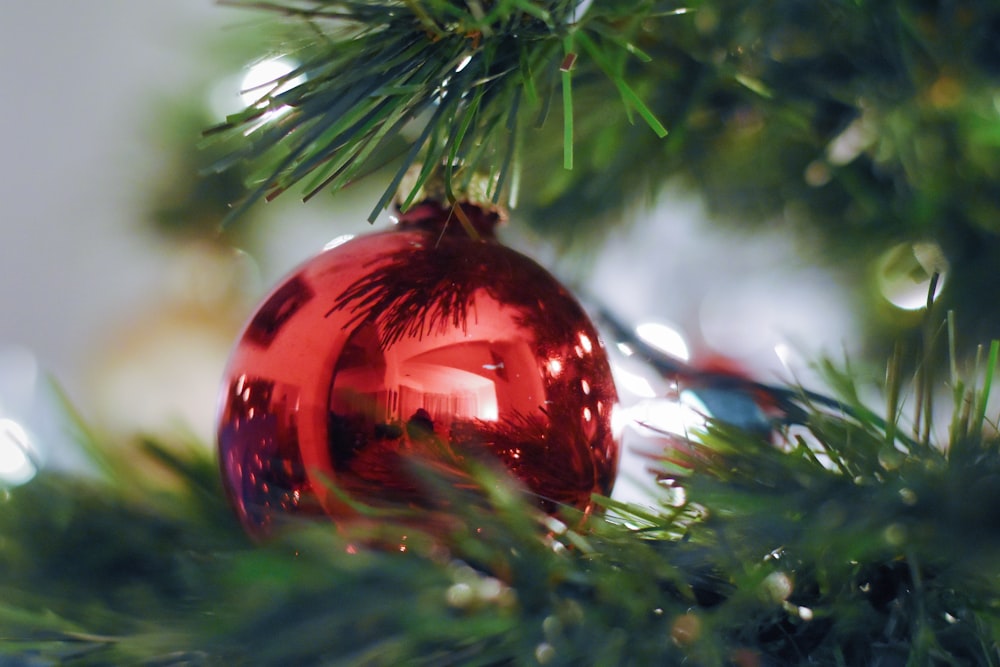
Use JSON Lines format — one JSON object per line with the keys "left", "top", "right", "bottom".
{"left": 2, "top": 335, "right": 1000, "bottom": 664}
{"left": 199, "top": 0, "right": 1000, "bottom": 353}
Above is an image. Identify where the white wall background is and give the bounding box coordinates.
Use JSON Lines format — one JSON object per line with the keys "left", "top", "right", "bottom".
{"left": 1, "top": 2, "right": 225, "bottom": 387}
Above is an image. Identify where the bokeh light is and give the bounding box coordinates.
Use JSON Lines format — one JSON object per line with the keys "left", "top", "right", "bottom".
{"left": 635, "top": 321, "right": 690, "bottom": 361}
{"left": 876, "top": 241, "right": 947, "bottom": 311}
{"left": 0, "top": 418, "right": 38, "bottom": 487}
{"left": 240, "top": 56, "right": 304, "bottom": 108}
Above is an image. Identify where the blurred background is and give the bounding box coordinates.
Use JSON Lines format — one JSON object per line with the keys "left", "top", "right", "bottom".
{"left": 1, "top": 2, "right": 972, "bottom": 491}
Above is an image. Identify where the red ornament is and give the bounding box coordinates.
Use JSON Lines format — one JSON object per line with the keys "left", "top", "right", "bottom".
{"left": 217, "top": 202, "right": 619, "bottom": 536}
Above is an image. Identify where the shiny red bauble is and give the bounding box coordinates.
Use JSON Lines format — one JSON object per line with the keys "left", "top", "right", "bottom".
{"left": 217, "top": 202, "right": 619, "bottom": 537}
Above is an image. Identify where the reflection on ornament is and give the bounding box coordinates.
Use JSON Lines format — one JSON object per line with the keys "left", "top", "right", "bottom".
{"left": 876, "top": 241, "right": 948, "bottom": 311}
{"left": 323, "top": 234, "right": 355, "bottom": 251}
{"left": 218, "top": 202, "right": 620, "bottom": 537}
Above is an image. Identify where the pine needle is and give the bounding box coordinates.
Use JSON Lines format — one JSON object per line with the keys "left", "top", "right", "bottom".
{"left": 561, "top": 50, "right": 575, "bottom": 170}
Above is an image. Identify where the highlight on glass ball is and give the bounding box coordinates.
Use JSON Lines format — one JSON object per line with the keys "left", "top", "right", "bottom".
{"left": 216, "top": 201, "right": 619, "bottom": 537}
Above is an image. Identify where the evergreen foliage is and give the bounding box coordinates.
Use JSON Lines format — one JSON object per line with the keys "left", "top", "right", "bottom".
{"left": 2, "top": 331, "right": 999, "bottom": 665}
{"left": 204, "top": 0, "right": 1000, "bottom": 345}
{"left": 5, "top": 2, "right": 1000, "bottom": 664}
{"left": 207, "top": 0, "right": 671, "bottom": 224}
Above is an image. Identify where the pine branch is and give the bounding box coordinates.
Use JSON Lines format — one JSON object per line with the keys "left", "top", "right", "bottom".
{"left": 3, "top": 324, "right": 1000, "bottom": 664}
{"left": 205, "top": 0, "right": 672, "bottom": 223}
{"left": 192, "top": 0, "right": 1000, "bottom": 356}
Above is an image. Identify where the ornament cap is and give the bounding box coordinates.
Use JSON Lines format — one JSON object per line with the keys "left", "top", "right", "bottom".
{"left": 396, "top": 199, "right": 503, "bottom": 239}
{"left": 395, "top": 164, "right": 507, "bottom": 238}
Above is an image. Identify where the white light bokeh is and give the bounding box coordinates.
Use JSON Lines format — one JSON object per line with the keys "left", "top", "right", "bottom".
{"left": 826, "top": 115, "right": 875, "bottom": 166}
{"left": 0, "top": 418, "right": 38, "bottom": 487}
{"left": 636, "top": 321, "right": 690, "bottom": 361}
{"left": 209, "top": 55, "right": 305, "bottom": 124}
{"left": 613, "top": 365, "right": 659, "bottom": 399}
{"left": 876, "top": 241, "right": 948, "bottom": 311}
{"left": 240, "top": 56, "right": 303, "bottom": 108}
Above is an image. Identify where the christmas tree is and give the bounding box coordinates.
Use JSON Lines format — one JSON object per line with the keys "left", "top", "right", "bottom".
{"left": 2, "top": 1, "right": 1000, "bottom": 664}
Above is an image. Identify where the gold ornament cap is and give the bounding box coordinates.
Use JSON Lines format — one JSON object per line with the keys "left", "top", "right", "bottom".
{"left": 395, "top": 164, "right": 508, "bottom": 239}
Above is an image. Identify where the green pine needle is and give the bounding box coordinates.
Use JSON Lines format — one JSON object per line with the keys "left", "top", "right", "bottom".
{"left": 973, "top": 340, "right": 999, "bottom": 439}
{"left": 575, "top": 31, "right": 667, "bottom": 137}
{"left": 561, "top": 61, "right": 574, "bottom": 170}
